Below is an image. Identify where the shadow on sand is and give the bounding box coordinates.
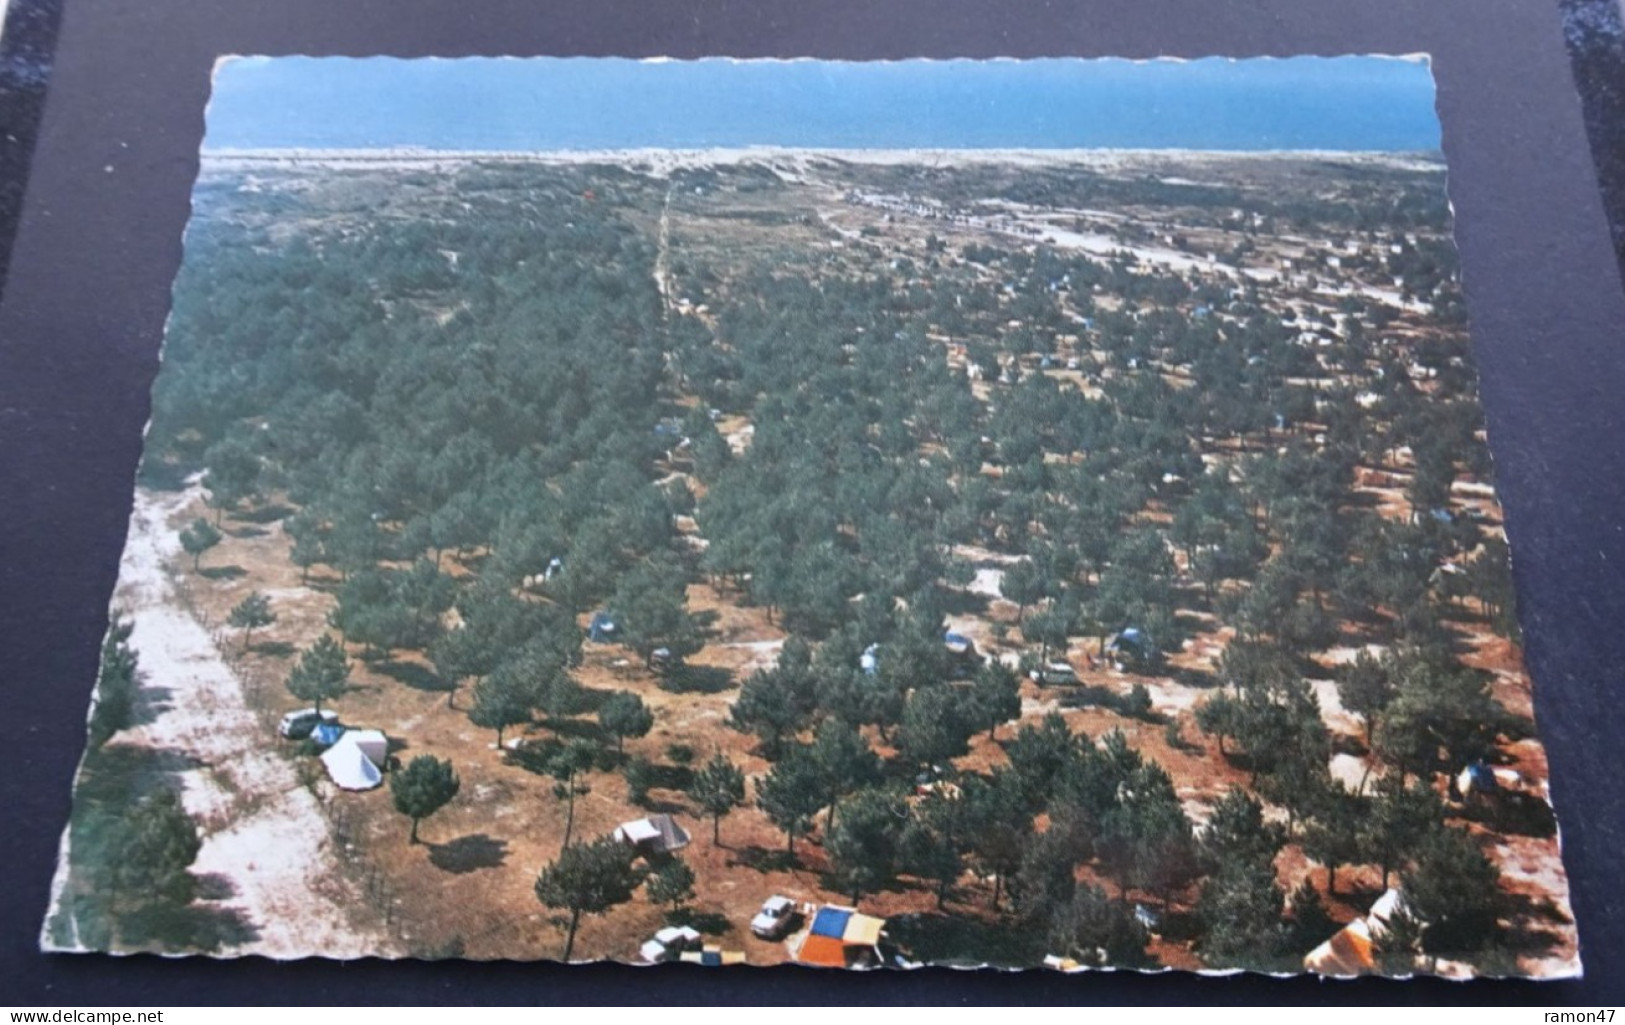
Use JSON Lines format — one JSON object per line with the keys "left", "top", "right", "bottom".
{"left": 429, "top": 833, "right": 510, "bottom": 874}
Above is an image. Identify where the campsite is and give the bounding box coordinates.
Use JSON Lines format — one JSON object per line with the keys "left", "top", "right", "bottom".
{"left": 43, "top": 146, "right": 1577, "bottom": 977}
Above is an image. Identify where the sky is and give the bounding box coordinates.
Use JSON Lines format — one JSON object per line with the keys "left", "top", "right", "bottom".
{"left": 204, "top": 56, "right": 1441, "bottom": 153}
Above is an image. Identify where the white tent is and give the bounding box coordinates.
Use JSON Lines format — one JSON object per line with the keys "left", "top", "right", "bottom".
{"left": 613, "top": 813, "right": 691, "bottom": 853}
{"left": 1302, "top": 888, "right": 1410, "bottom": 977}
{"left": 346, "top": 728, "right": 388, "bottom": 766}
{"left": 321, "top": 732, "right": 383, "bottom": 791}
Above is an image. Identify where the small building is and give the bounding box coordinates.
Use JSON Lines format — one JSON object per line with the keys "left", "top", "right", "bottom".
{"left": 614, "top": 813, "right": 691, "bottom": 855}
{"left": 788, "top": 906, "right": 889, "bottom": 970}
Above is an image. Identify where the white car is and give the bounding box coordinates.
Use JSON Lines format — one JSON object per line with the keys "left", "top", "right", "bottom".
{"left": 278, "top": 707, "right": 339, "bottom": 739}
{"left": 750, "top": 895, "right": 802, "bottom": 940}
{"left": 639, "top": 925, "right": 702, "bottom": 964}
{"left": 1028, "top": 661, "right": 1078, "bottom": 685}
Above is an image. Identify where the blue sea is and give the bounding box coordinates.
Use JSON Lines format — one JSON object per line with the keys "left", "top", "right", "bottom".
{"left": 205, "top": 56, "right": 1440, "bottom": 153}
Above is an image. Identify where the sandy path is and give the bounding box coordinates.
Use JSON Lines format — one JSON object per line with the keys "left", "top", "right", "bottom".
{"left": 46, "top": 486, "right": 394, "bottom": 959}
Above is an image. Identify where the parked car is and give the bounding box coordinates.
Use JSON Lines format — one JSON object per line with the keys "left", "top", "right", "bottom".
{"left": 639, "top": 925, "right": 702, "bottom": 963}
{"left": 1028, "top": 661, "right": 1078, "bottom": 685}
{"left": 750, "top": 895, "right": 803, "bottom": 940}
{"left": 278, "top": 707, "right": 339, "bottom": 740}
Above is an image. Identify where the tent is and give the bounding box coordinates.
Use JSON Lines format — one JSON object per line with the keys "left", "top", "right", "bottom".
{"left": 614, "top": 813, "right": 691, "bottom": 854}
{"left": 1302, "top": 888, "right": 1409, "bottom": 977}
{"left": 346, "top": 728, "right": 388, "bottom": 766}
{"left": 1109, "top": 627, "right": 1151, "bottom": 653}
{"left": 1106, "top": 627, "right": 1156, "bottom": 667}
{"left": 789, "top": 905, "right": 888, "bottom": 969}
{"left": 321, "top": 732, "right": 383, "bottom": 791}
{"left": 588, "top": 610, "right": 618, "bottom": 642}
{"left": 1458, "top": 760, "right": 1501, "bottom": 802}
{"left": 310, "top": 722, "right": 345, "bottom": 749}
{"left": 943, "top": 631, "right": 980, "bottom": 678}
{"left": 1304, "top": 918, "right": 1376, "bottom": 976}
{"left": 678, "top": 946, "right": 746, "bottom": 966}
{"left": 860, "top": 644, "right": 880, "bottom": 676}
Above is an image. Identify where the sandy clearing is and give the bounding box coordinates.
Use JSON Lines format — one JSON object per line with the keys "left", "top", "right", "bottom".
{"left": 43, "top": 485, "right": 396, "bottom": 959}
{"left": 1307, "top": 678, "right": 1362, "bottom": 737}
{"left": 1329, "top": 753, "right": 1375, "bottom": 793}
{"left": 720, "top": 638, "right": 785, "bottom": 674}
{"left": 966, "top": 567, "right": 1005, "bottom": 599}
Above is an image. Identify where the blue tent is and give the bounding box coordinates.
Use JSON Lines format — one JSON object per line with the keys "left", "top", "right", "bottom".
{"left": 1108, "top": 628, "right": 1155, "bottom": 663}
{"left": 588, "top": 610, "right": 618, "bottom": 642}
{"left": 310, "top": 722, "right": 345, "bottom": 749}
{"left": 1467, "top": 761, "right": 1500, "bottom": 791}
{"left": 810, "top": 907, "right": 854, "bottom": 939}
{"left": 1117, "top": 627, "right": 1149, "bottom": 650}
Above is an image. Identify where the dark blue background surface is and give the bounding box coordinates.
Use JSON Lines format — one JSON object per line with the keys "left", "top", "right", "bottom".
{"left": 1, "top": 0, "right": 1622, "bottom": 1006}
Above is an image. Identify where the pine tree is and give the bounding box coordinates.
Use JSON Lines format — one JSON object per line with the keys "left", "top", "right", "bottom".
{"left": 1285, "top": 878, "right": 1338, "bottom": 953}
{"left": 646, "top": 857, "right": 696, "bottom": 917}
{"left": 227, "top": 592, "right": 275, "bottom": 652}
{"left": 999, "top": 558, "right": 1046, "bottom": 623}
{"left": 285, "top": 634, "right": 350, "bottom": 714}
{"left": 962, "top": 769, "right": 1034, "bottom": 911}
{"left": 1049, "top": 884, "right": 1155, "bottom": 969}
{"left": 545, "top": 740, "right": 599, "bottom": 852}
{"left": 1300, "top": 778, "right": 1364, "bottom": 896}
{"left": 534, "top": 835, "right": 642, "bottom": 962}
{"left": 599, "top": 691, "right": 655, "bottom": 756}
{"left": 968, "top": 661, "right": 1022, "bottom": 741}
{"left": 824, "top": 786, "right": 905, "bottom": 903}
{"left": 109, "top": 789, "right": 201, "bottom": 921}
{"left": 756, "top": 746, "right": 825, "bottom": 857}
{"left": 1199, "top": 787, "right": 1283, "bottom": 871}
{"left": 1197, "top": 859, "right": 1289, "bottom": 971}
{"left": 467, "top": 668, "right": 534, "bottom": 747}
{"left": 1359, "top": 775, "right": 1445, "bottom": 889}
{"left": 611, "top": 554, "right": 702, "bottom": 667}
{"left": 1337, "top": 649, "right": 1396, "bottom": 746}
{"left": 897, "top": 683, "right": 976, "bottom": 769}
{"left": 89, "top": 619, "right": 140, "bottom": 747}
{"left": 1402, "top": 826, "right": 1503, "bottom": 961}
{"left": 808, "top": 717, "right": 881, "bottom": 829}
{"left": 686, "top": 751, "right": 746, "bottom": 846}
{"left": 179, "top": 518, "right": 222, "bottom": 572}
{"left": 899, "top": 789, "right": 967, "bottom": 909}
{"left": 390, "top": 755, "right": 460, "bottom": 844}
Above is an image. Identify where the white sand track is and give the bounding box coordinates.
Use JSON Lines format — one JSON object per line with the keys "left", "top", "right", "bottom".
{"left": 42, "top": 485, "right": 394, "bottom": 959}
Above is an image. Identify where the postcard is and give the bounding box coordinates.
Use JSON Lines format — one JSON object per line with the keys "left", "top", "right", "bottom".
{"left": 41, "top": 55, "right": 1579, "bottom": 978}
